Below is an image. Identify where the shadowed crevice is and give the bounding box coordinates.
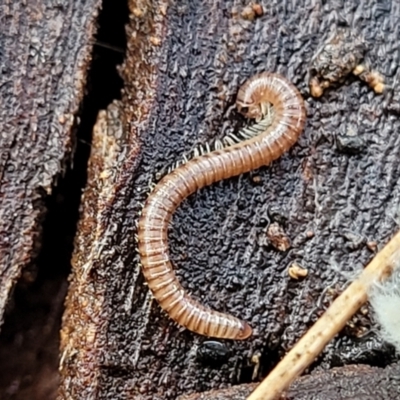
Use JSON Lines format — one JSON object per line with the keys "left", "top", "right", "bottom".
{"left": 0, "top": 0, "right": 128, "bottom": 398}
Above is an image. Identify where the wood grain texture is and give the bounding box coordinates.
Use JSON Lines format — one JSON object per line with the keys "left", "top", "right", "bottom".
{"left": 60, "top": 0, "right": 400, "bottom": 399}
{"left": 0, "top": 0, "right": 101, "bottom": 324}
{"left": 177, "top": 363, "right": 400, "bottom": 400}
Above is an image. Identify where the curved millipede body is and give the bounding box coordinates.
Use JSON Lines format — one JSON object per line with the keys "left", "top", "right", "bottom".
{"left": 137, "top": 72, "right": 306, "bottom": 340}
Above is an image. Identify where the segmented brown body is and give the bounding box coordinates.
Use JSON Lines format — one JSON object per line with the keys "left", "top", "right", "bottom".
{"left": 138, "top": 72, "right": 306, "bottom": 340}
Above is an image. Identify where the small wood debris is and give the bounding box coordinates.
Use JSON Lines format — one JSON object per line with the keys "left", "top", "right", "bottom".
{"left": 267, "top": 222, "right": 291, "bottom": 251}
{"left": 288, "top": 263, "right": 308, "bottom": 280}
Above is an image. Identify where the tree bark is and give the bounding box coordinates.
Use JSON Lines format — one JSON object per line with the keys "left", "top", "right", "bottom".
{"left": 177, "top": 363, "right": 400, "bottom": 400}
{"left": 0, "top": 0, "right": 102, "bottom": 398}
{"left": 5, "top": 0, "right": 396, "bottom": 399}
{"left": 0, "top": 0, "right": 101, "bottom": 323}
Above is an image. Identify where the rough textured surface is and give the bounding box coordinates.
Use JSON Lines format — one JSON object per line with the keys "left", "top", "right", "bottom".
{"left": 0, "top": 0, "right": 102, "bottom": 398}
{"left": 0, "top": 0, "right": 101, "bottom": 323}
{"left": 60, "top": 0, "right": 400, "bottom": 399}
{"left": 177, "top": 363, "right": 400, "bottom": 400}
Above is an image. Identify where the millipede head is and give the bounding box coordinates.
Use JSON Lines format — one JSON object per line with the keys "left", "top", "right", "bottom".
{"left": 236, "top": 100, "right": 265, "bottom": 121}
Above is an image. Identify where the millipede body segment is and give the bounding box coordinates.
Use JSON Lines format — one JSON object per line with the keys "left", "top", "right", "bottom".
{"left": 137, "top": 72, "right": 306, "bottom": 340}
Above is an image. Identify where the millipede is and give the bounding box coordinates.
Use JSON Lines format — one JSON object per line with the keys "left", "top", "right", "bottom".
{"left": 137, "top": 72, "right": 306, "bottom": 340}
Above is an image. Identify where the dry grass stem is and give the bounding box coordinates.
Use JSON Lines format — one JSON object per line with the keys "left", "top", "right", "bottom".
{"left": 247, "top": 230, "right": 400, "bottom": 400}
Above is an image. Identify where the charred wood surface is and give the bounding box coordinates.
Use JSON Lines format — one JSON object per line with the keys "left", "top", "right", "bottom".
{"left": 59, "top": 0, "right": 400, "bottom": 399}
{"left": 0, "top": 0, "right": 102, "bottom": 398}
{"left": 177, "top": 363, "right": 400, "bottom": 400}
{"left": 0, "top": 0, "right": 101, "bottom": 322}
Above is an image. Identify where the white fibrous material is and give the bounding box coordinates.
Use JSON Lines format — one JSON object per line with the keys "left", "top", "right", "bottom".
{"left": 369, "top": 267, "right": 400, "bottom": 352}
